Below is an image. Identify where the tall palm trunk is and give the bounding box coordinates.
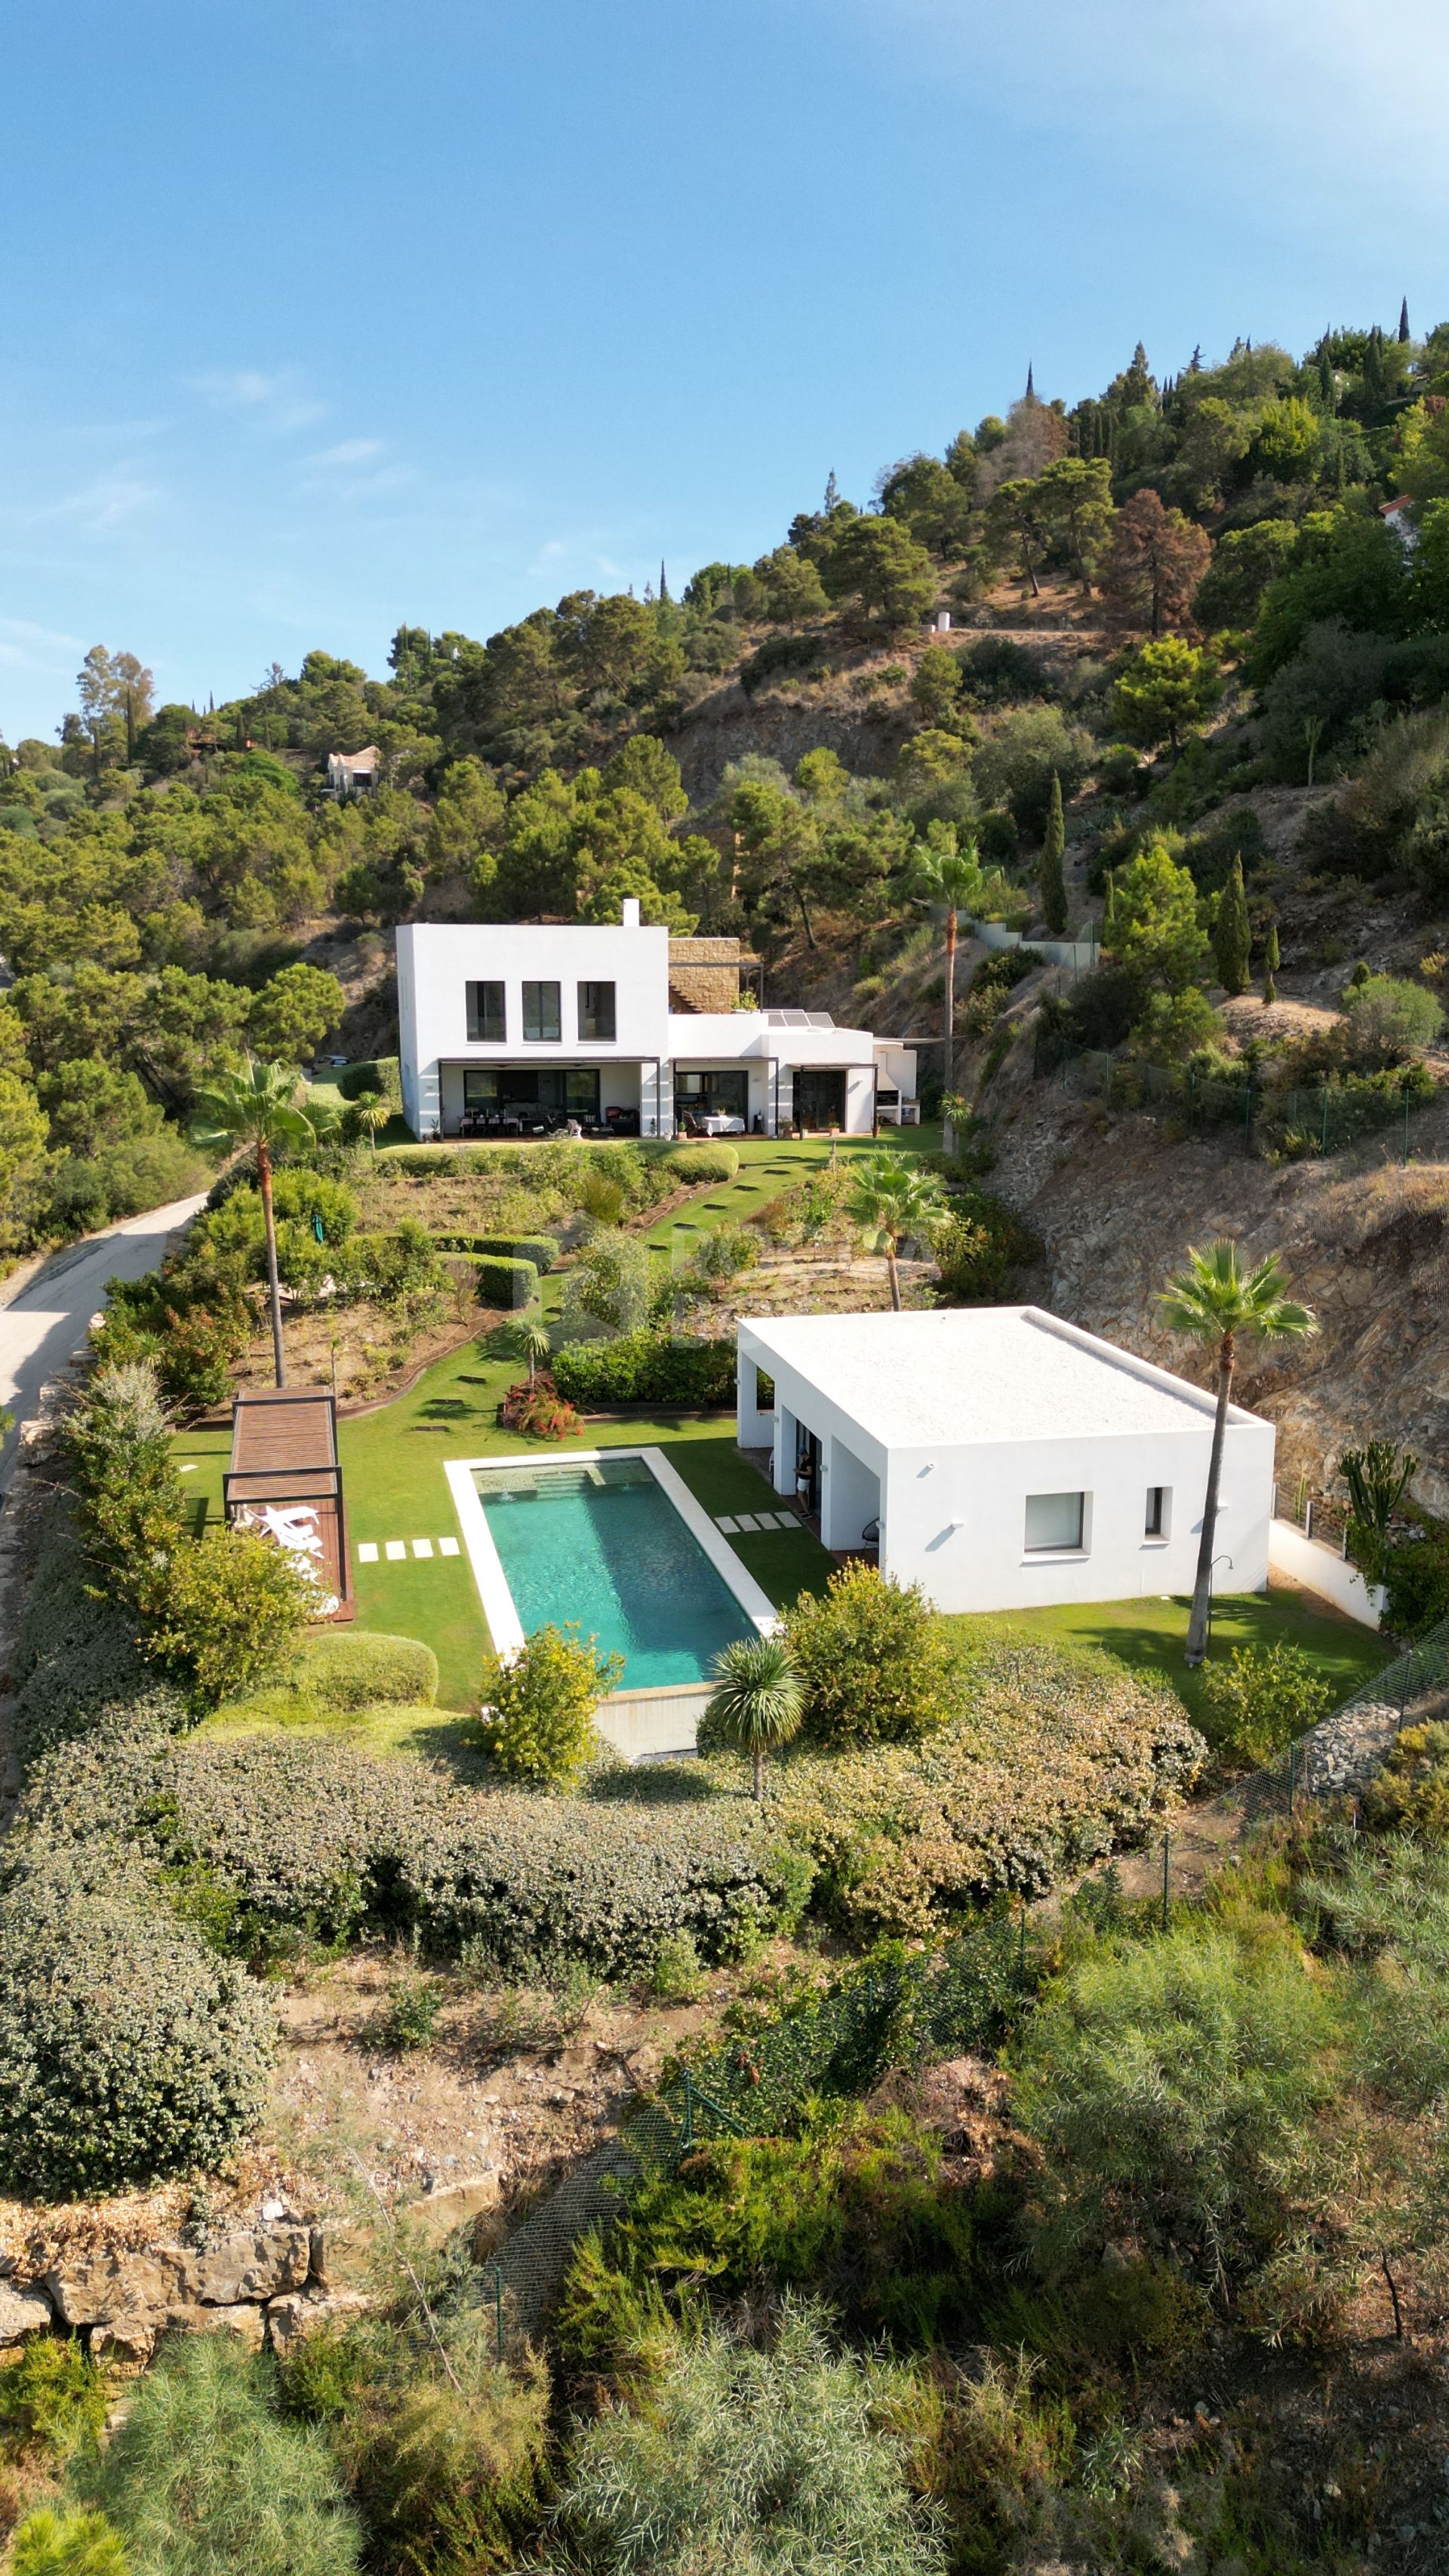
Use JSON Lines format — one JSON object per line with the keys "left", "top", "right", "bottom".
{"left": 257, "top": 1140, "right": 287, "bottom": 1389}
{"left": 1185, "top": 1329, "right": 1234, "bottom": 1665}
{"left": 943, "top": 908, "right": 957, "bottom": 1094}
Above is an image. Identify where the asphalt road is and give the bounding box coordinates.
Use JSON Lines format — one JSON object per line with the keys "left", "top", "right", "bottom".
{"left": 0, "top": 1192, "right": 208, "bottom": 1500}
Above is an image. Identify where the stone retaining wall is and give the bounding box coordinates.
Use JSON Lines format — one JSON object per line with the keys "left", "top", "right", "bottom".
{"left": 0, "top": 2211, "right": 367, "bottom": 2370}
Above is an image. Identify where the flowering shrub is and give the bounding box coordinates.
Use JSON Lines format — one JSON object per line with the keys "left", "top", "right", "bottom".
{"left": 499, "top": 1375, "right": 582, "bottom": 1438}
{"left": 477, "top": 1625, "right": 623, "bottom": 1786}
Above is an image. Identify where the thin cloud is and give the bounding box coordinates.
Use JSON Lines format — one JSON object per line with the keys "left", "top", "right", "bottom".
{"left": 0, "top": 471, "right": 162, "bottom": 533}
{"left": 307, "top": 438, "right": 386, "bottom": 469}
{"left": 185, "top": 368, "right": 325, "bottom": 432}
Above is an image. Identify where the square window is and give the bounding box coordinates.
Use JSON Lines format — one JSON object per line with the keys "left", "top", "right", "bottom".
{"left": 466, "top": 980, "right": 506, "bottom": 1042}
{"left": 1024, "top": 1491, "right": 1084, "bottom": 1552}
{"left": 522, "top": 980, "right": 561, "bottom": 1041}
{"left": 577, "top": 980, "right": 616, "bottom": 1041}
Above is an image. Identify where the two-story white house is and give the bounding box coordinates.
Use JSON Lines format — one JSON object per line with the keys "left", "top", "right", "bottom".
{"left": 395, "top": 907, "right": 916, "bottom": 1140}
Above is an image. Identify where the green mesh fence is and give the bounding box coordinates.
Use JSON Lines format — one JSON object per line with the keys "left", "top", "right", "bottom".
{"left": 469, "top": 1913, "right": 1022, "bottom": 2354}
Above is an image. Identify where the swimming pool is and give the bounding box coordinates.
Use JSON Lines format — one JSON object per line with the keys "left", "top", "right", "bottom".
{"left": 445, "top": 1448, "right": 775, "bottom": 1688}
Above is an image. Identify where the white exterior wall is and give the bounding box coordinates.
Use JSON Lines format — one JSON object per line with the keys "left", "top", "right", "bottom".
{"left": 1268, "top": 1518, "right": 1385, "bottom": 1629}
{"left": 668, "top": 1012, "right": 882, "bottom": 1134}
{"left": 398, "top": 921, "right": 672, "bottom": 1137}
{"left": 739, "top": 1319, "right": 1275, "bottom": 1613}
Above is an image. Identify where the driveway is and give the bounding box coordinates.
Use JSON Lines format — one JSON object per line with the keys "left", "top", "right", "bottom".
{"left": 0, "top": 1193, "right": 208, "bottom": 1500}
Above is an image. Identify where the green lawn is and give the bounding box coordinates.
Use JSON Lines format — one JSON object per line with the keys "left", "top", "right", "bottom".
{"left": 952, "top": 1590, "right": 1389, "bottom": 1735}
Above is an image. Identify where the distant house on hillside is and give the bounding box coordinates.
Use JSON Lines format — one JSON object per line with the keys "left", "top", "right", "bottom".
{"left": 1380, "top": 496, "right": 1418, "bottom": 549}
{"left": 325, "top": 746, "right": 381, "bottom": 799}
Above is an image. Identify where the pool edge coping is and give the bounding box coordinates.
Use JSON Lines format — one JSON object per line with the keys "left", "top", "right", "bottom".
{"left": 442, "top": 1446, "right": 779, "bottom": 1673}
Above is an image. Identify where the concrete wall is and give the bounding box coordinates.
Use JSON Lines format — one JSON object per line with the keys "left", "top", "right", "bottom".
{"left": 737, "top": 1350, "right": 775, "bottom": 1451}
{"left": 740, "top": 1321, "right": 1275, "bottom": 1614}
{"left": 1268, "top": 1517, "right": 1385, "bottom": 1629}
{"left": 970, "top": 919, "right": 1100, "bottom": 973}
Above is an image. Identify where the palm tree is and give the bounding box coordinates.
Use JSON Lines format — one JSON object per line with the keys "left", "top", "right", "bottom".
{"left": 846, "top": 1153, "right": 948, "bottom": 1311}
{"left": 352, "top": 1094, "right": 390, "bottom": 1156}
{"left": 707, "top": 1633, "right": 804, "bottom": 1800}
{"left": 912, "top": 831, "right": 984, "bottom": 1094}
{"left": 503, "top": 1317, "right": 553, "bottom": 1385}
{"left": 191, "top": 1060, "right": 318, "bottom": 1389}
{"left": 1158, "top": 1241, "right": 1318, "bottom": 1667}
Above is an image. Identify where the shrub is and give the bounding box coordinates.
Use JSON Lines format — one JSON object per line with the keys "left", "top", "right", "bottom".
{"left": 1340, "top": 972, "right": 1445, "bottom": 1067}
{"left": 1197, "top": 1644, "right": 1334, "bottom": 1770}
{"left": 1361, "top": 1721, "right": 1449, "bottom": 1836}
{"left": 281, "top": 2322, "right": 550, "bottom": 2576}
{"left": 784, "top": 1565, "right": 951, "bottom": 1748}
{"left": 1011, "top": 1919, "right": 1337, "bottom": 2288}
{"left": 433, "top": 1230, "right": 560, "bottom": 1270}
{"left": 756, "top": 1636, "right": 1204, "bottom": 1936}
{"left": 475, "top": 1254, "right": 539, "bottom": 1310}
{"left": 9, "top": 2509, "right": 130, "bottom": 2576}
{"left": 0, "top": 2340, "right": 109, "bottom": 2463}
{"left": 663, "top": 1142, "right": 740, "bottom": 1183}
{"left": 338, "top": 1056, "right": 400, "bottom": 1102}
{"left": 11, "top": 1532, "right": 189, "bottom": 1766}
{"left": 1381, "top": 1518, "right": 1449, "bottom": 1639}
{"left": 559, "top": 1232, "right": 653, "bottom": 1339}
{"left": 0, "top": 1867, "right": 275, "bottom": 2198}
{"left": 550, "top": 2297, "right": 946, "bottom": 2576}
{"left": 67, "top": 1357, "right": 185, "bottom": 1585}
{"left": 932, "top": 1188, "right": 1040, "bottom": 1305}
{"left": 647, "top": 1928, "right": 706, "bottom": 2002}
{"left": 498, "top": 1376, "right": 582, "bottom": 1438}
{"left": 477, "top": 1625, "right": 624, "bottom": 1787}
{"left": 552, "top": 1330, "right": 736, "bottom": 1409}
{"left": 13, "top": 1728, "right": 807, "bottom": 1979}
{"left": 138, "top": 1524, "right": 314, "bottom": 1710}
{"left": 303, "top": 1630, "right": 438, "bottom": 1711}
{"left": 81, "top": 2331, "right": 362, "bottom": 2576}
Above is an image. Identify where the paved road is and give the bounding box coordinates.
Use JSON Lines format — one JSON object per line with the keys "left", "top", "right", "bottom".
{"left": 0, "top": 1193, "right": 208, "bottom": 1500}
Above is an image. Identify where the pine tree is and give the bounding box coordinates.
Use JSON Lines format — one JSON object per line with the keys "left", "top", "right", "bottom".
{"left": 1398, "top": 297, "right": 1411, "bottom": 344}
{"left": 1263, "top": 920, "right": 1279, "bottom": 1005}
{"left": 1214, "top": 854, "right": 1251, "bottom": 996}
{"left": 823, "top": 469, "right": 839, "bottom": 512}
{"left": 659, "top": 559, "right": 669, "bottom": 602}
{"left": 1026, "top": 361, "right": 1035, "bottom": 400}
{"left": 1038, "top": 772, "right": 1068, "bottom": 934}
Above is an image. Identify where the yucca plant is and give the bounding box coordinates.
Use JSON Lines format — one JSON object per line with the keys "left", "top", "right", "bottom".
{"left": 706, "top": 1633, "right": 805, "bottom": 1799}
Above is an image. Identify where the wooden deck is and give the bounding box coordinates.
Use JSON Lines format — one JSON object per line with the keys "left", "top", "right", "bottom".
{"left": 224, "top": 1387, "right": 353, "bottom": 1620}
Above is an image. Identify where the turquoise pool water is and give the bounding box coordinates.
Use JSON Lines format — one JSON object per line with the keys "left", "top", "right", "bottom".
{"left": 475, "top": 1456, "right": 752, "bottom": 1686}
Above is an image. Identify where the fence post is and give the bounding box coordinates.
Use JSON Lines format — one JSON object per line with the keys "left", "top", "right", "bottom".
{"left": 681, "top": 2069, "right": 695, "bottom": 2156}
{"left": 1161, "top": 1833, "right": 1171, "bottom": 1932}
{"left": 494, "top": 2262, "right": 504, "bottom": 2363}
{"left": 1321, "top": 1084, "right": 1330, "bottom": 1155}
{"left": 1287, "top": 1741, "right": 1297, "bottom": 1814}
{"left": 1017, "top": 1900, "right": 1027, "bottom": 1985}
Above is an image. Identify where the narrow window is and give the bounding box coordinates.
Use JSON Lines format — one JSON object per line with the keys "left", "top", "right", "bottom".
{"left": 577, "top": 980, "right": 617, "bottom": 1041}
{"left": 522, "top": 980, "right": 561, "bottom": 1042}
{"left": 466, "top": 980, "right": 506, "bottom": 1043}
{"left": 1024, "top": 1491, "right": 1084, "bottom": 1552}
{"left": 1145, "top": 1487, "right": 1170, "bottom": 1539}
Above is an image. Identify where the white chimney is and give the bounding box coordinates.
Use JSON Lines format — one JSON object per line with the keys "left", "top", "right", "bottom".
{"left": 933, "top": 609, "right": 952, "bottom": 632}
{"left": 620, "top": 897, "right": 641, "bottom": 929}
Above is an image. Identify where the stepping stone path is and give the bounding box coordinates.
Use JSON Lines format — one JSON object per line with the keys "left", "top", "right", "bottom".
{"left": 714, "top": 1511, "right": 803, "bottom": 1534}
{"left": 356, "top": 1537, "right": 462, "bottom": 1565}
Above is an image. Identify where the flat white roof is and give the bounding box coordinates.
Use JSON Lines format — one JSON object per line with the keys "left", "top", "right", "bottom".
{"left": 738, "top": 1306, "right": 1254, "bottom": 1449}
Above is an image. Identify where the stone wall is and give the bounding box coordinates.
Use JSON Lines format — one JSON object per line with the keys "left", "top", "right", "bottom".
{"left": 0, "top": 2211, "right": 368, "bottom": 2369}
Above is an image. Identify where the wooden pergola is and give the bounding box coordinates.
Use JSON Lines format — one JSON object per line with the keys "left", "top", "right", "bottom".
{"left": 223, "top": 1387, "right": 354, "bottom": 1621}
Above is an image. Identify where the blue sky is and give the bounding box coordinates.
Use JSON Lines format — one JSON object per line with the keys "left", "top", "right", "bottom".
{"left": 0, "top": 0, "right": 1442, "bottom": 743}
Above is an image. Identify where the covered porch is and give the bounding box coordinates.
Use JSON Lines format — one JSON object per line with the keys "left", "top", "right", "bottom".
{"left": 737, "top": 1343, "right": 883, "bottom": 1557}
{"left": 435, "top": 1057, "right": 665, "bottom": 1139}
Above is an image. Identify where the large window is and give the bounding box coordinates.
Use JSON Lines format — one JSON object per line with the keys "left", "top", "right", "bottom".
{"left": 521, "top": 980, "right": 561, "bottom": 1042}
{"left": 466, "top": 980, "right": 506, "bottom": 1042}
{"left": 793, "top": 1067, "right": 848, "bottom": 1131}
{"left": 577, "top": 980, "right": 617, "bottom": 1041}
{"left": 1024, "top": 1491, "right": 1085, "bottom": 1552}
{"left": 677, "top": 1070, "right": 749, "bottom": 1121}
{"left": 461, "top": 1067, "right": 599, "bottom": 1121}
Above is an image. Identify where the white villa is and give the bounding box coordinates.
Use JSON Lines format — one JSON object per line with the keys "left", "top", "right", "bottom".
{"left": 395, "top": 909, "right": 917, "bottom": 1140}
{"left": 736, "top": 1306, "right": 1276, "bottom": 1614}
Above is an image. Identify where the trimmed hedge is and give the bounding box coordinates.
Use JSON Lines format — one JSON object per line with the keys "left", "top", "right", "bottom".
{"left": 0, "top": 1862, "right": 275, "bottom": 2199}
{"left": 552, "top": 1329, "right": 736, "bottom": 1410}
{"left": 435, "top": 1231, "right": 561, "bottom": 1271}
{"left": 303, "top": 1630, "right": 438, "bottom": 1713}
{"left": 16, "top": 1731, "right": 799, "bottom": 1978}
{"left": 664, "top": 1143, "right": 740, "bottom": 1183}
{"left": 476, "top": 1255, "right": 540, "bottom": 1310}
{"left": 338, "top": 1056, "right": 399, "bottom": 1102}
{"left": 12, "top": 1531, "right": 191, "bottom": 1766}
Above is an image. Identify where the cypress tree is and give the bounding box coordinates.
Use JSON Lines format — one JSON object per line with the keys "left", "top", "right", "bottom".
{"left": 1038, "top": 772, "right": 1068, "bottom": 934}
{"left": 1399, "top": 297, "right": 1411, "bottom": 344}
{"left": 1263, "top": 920, "right": 1279, "bottom": 1005}
{"left": 1103, "top": 868, "right": 1116, "bottom": 936}
{"left": 1214, "top": 854, "right": 1251, "bottom": 996}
